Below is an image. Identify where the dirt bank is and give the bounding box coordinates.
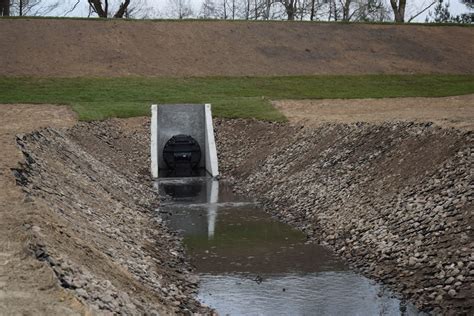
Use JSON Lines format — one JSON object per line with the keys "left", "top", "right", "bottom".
{"left": 1, "top": 19, "right": 473, "bottom": 77}
{"left": 0, "top": 104, "right": 86, "bottom": 314}
{"left": 215, "top": 119, "right": 473, "bottom": 314}
{"left": 10, "top": 117, "right": 210, "bottom": 314}
{"left": 274, "top": 94, "right": 474, "bottom": 130}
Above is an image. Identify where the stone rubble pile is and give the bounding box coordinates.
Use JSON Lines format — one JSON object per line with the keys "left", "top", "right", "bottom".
{"left": 216, "top": 119, "right": 473, "bottom": 314}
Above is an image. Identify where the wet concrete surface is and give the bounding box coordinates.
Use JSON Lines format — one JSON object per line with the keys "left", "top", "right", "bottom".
{"left": 156, "top": 177, "right": 421, "bottom": 315}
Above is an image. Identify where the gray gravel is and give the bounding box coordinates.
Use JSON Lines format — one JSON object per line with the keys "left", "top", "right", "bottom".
{"left": 216, "top": 119, "right": 473, "bottom": 314}
{"left": 15, "top": 124, "right": 211, "bottom": 315}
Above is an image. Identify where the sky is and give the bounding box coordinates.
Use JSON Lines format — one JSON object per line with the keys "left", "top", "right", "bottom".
{"left": 37, "top": 0, "right": 473, "bottom": 22}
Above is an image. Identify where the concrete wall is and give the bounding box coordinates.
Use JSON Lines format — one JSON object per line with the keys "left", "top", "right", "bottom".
{"left": 204, "top": 104, "right": 219, "bottom": 178}
{"left": 157, "top": 104, "right": 206, "bottom": 170}
{"left": 151, "top": 104, "right": 219, "bottom": 178}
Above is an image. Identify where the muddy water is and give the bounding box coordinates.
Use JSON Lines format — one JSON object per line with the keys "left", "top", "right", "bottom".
{"left": 156, "top": 177, "right": 420, "bottom": 316}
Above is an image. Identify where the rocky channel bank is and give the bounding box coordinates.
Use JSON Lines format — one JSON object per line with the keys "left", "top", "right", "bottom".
{"left": 14, "top": 120, "right": 211, "bottom": 315}
{"left": 14, "top": 118, "right": 473, "bottom": 315}
{"left": 215, "top": 119, "right": 473, "bottom": 315}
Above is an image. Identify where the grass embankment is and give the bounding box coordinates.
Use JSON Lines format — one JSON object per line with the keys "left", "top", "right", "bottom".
{"left": 0, "top": 75, "right": 473, "bottom": 121}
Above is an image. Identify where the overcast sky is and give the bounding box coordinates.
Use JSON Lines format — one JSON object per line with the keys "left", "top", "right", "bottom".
{"left": 41, "top": 0, "right": 472, "bottom": 22}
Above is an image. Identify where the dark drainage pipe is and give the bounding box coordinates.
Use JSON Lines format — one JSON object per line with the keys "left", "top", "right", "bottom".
{"left": 163, "top": 134, "right": 201, "bottom": 176}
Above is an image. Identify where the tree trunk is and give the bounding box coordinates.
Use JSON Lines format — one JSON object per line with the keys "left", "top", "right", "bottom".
{"left": 88, "top": 0, "right": 107, "bottom": 17}
{"left": 223, "top": 0, "right": 227, "bottom": 19}
{"left": 342, "top": 0, "right": 351, "bottom": 21}
{"left": 265, "top": 0, "right": 270, "bottom": 19}
{"left": 114, "top": 0, "right": 130, "bottom": 18}
{"left": 246, "top": 0, "right": 249, "bottom": 19}
{"left": 286, "top": 10, "right": 295, "bottom": 20}
{"left": 0, "top": 0, "right": 10, "bottom": 16}
{"left": 285, "top": 0, "right": 295, "bottom": 20}
{"left": 390, "top": 0, "right": 406, "bottom": 22}
{"left": 104, "top": 0, "right": 109, "bottom": 17}
{"left": 254, "top": 0, "right": 257, "bottom": 19}
{"left": 310, "top": 0, "right": 315, "bottom": 20}
{"left": 245, "top": 0, "right": 249, "bottom": 19}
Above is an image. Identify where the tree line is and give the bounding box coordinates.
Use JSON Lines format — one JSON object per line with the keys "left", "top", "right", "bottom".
{"left": 0, "top": 0, "right": 472, "bottom": 23}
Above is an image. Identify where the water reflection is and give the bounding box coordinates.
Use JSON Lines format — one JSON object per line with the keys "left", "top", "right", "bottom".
{"left": 198, "top": 273, "right": 420, "bottom": 316}
{"left": 156, "top": 178, "right": 421, "bottom": 316}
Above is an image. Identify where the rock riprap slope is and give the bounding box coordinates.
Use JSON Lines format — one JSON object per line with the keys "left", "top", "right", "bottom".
{"left": 216, "top": 119, "right": 473, "bottom": 314}
{"left": 14, "top": 123, "right": 210, "bottom": 315}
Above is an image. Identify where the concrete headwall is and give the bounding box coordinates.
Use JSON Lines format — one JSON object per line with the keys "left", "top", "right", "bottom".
{"left": 157, "top": 104, "right": 206, "bottom": 169}
{"left": 151, "top": 104, "right": 219, "bottom": 178}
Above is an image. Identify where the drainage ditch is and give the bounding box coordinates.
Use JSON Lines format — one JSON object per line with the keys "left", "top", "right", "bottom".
{"left": 156, "top": 177, "right": 421, "bottom": 315}
{"left": 13, "top": 118, "right": 472, "bottom": 314}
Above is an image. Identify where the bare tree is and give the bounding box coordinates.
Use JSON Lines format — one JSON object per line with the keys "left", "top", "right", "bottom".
{"left": 280, "top": 0, "right": 297, "bottom": 19}
{"left": 310, "top": 0, "right": 317, "bottom": 19}
{"left": 336, "top": 0, "right": 392, "bottom": 22}
{"left": 125, "top": 0, "right": 156, "bottom": 18}
{"left": 87, "top": 0, "right": 131, "bottom": 18}
{"left": 308, "top": 0, "right": 327, "bottom": 20}
{"left": 328, "top": 0, "right": 341, "bottom": 20}
{"left": 340, "top": 0, "right": 351, "bottom": 20}
{"left": 407, "top": 0, "right": 436, "bottom": 22}
{"left": 0, "top": 0, "right": 10, "bottom": 15}
{"left": 461, "top": 0, "right": 473, "bottom": 9}
{"left": 114, "top": 0, "right": 131, "bottom": 17}
{"left": 5, "top": 0, "right": 61, "bottom": 16}
{"left": 12, "top": 0, "right": 41, "bottom": 16}
{"left": 200, "top": 0, "right": 217, "bottom": 18}
{"left": 166, "top": 0, "right": 193, "bottom": 18}
{"left": 356, "top": 0, "right": 391, "bottom": 21}
{"left": 88, "top": 0, "right": 107, "bottom": 16}
{"left": 389, "top": 0, "right": 406, "bottom": 22}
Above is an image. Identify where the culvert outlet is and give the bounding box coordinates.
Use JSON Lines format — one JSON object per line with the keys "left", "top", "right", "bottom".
{"left": 150, "top": 104, "right": 219, "bottom": 178}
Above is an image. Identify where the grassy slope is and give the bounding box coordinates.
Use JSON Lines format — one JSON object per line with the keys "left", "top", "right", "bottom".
{"left": 0, "top": 75, "right": 473, "bottom": 121}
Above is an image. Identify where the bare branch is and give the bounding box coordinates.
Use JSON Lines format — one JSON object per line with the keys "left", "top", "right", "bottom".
{"left": 63, "top": 0, "right": 81, "bottom": 17}
{"left": 408, "top": 1, "right": 437, "bottom": 22}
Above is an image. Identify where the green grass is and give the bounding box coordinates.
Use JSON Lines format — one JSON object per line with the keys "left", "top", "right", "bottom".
{"left": 0, "top": 75, "right": 473, "bottom": 121}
